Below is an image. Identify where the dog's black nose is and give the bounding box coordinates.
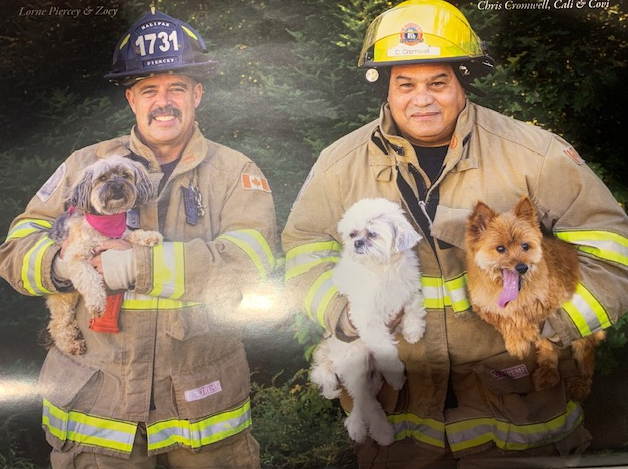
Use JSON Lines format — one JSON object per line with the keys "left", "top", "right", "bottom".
{"left": 515, "top": 263, "right": 528, "bottom": 274}
{"left": 354, "top": 239, "right": 364, "bottom": 249}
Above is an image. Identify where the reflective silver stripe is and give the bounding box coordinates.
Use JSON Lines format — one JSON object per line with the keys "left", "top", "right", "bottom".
{"left": 284, "top": 241, "right": 342, "bottom": 281}
{"left": 121, "top": 292, "right": 200, "bottom": 310}
{"left": 147, "top": 400, "right": 252, "bottom": 452}
{"left": 563, "top": 283, "right": 610, "bottom": 336}
{"left": 446, "top": 401, "right": 584, "bottom": 452}
{"left": 389, "top": 413, "right": 445, "bottom": 448}
{"left": 217, "top": 229, "right": 275, "bottom": 279}
{"left": 22, "top": 236, "right": 55, "bottom": 295}
{"left": 6, "top": 219, "right": 53, "bottom": 241}
{"left": 42, "top": 399, "right": 137, "bottom": 454}
{"left": 150, "top": 242, "right": 185, "bottom": 299}
{"left": 305, "top": 269, "right": 337, "bottom": 325}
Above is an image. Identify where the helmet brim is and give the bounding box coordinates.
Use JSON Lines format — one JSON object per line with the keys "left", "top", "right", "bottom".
{"left": 105, "top": 60, "right": 220, "bottom": 87}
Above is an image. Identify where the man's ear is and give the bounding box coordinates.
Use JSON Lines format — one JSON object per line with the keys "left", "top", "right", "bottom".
{"left": 194, "top": 82, "right": 203, "bottom": 108}
{"left": 125, "top": 88, "right": 137, "bottom": 114}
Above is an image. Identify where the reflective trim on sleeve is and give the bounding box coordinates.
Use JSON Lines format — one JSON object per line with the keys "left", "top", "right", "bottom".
{"left": 446, "top": 400, "right": 584, "bottom": 453}
{"left": 121, "top": 292, "right": 200, "bottom": 310}
{"left": 556, "top": 230, "right": 628, "bottom": 267}
{"left": 305, "top": 269, "right": 338, "bottom": 327}
{"left": 284, "top": 241, "right": 342, "bottom": 281}
{"left": 149, "top": 242, "right": 185, "bottom": 299}
{"left": 42, "top": 399, "right": 137, "bottom": 455}
{"left": 563, "top": 283, "right": 611, "bottom": 336}
{"left": 421, "top": 275, "right": 470, "bottom": 313}
{"left": 216, "top": 229, "right": 275, "bottom": 279}
{"left": 146, "top": 399, "right": 252, "bottom": 453}
{"left": 389, "top": 412, "right": 445, "bottom": 448}
{"left": 22, "top": 236, "right": 56, "bottom": 296}
{"left": 5, "top": 219, "right": 53, "bottom": 241}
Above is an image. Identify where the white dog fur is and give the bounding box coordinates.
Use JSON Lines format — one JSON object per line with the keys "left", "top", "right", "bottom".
{"left": 46, "top": 155, "right": 162, "bottom": 355}
{"left": 310, "top": 197, "right": 426, "bottom": 445}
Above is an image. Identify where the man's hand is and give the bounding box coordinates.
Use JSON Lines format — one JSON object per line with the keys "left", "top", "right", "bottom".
{"left": 91, "top": 239, "right": 132, "bottom": 275}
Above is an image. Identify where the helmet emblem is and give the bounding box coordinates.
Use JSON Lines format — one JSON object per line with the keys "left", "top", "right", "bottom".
{"left": 400, "top": 23, "right": 424, "bottom": 46}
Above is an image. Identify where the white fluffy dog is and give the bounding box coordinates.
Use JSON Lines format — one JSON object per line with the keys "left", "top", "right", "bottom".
{"left": 46, "top": 156, "right": 162, "bottom": 355}
{"left": 310, "top": 197, "right": 426, "bottom": 445}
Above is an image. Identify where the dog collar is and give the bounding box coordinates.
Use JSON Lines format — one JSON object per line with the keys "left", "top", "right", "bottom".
{"left": 69, "top": 207, "right": 127, "bottom": 238}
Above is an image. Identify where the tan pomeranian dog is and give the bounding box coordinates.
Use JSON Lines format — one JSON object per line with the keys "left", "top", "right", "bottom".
{"left": 465, "top": 196, "right": 605, "bottom": 402}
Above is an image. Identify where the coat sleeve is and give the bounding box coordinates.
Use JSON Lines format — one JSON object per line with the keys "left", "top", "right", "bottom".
{"left": 533, "top": 136, "right": 628, "bottom": 346}
{"left": 132, "top": 160, "right": 278, "bottom": 307}
{"left": 281, "top": 163, "right": 349, "bottom": 334}
{"left": 0, "top": 159, "right": 78, "bottom": 297}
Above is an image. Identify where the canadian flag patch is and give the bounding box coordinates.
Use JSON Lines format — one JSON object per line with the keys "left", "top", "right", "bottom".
{"left": 241, "top": 173, "right": 271, "bottom": 193}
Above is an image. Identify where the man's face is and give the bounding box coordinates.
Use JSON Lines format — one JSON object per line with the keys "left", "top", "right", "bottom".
{"left": 387, "top": 63, "right": 466, "bottom": 147}
{"left": 125, "top": 74, "right": 203, "bottom": 152}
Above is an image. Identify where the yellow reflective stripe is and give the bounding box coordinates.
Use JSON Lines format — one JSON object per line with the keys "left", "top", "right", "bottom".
{"left": 284, "top": 241, "right": 342, "bottom": 281}
{"left": 447, "top": 400, "right": 583, "bottom": 453}
{"left": 150, "top": 242, "right": 185, "bottom": 299}
{"left": 6, "top": 219, "right": 53, "bottom": 241}
{"left": 389, "top": 412, "right": 445, "bottom": 448}
{"left": 147, "top": 399, "right": 252, "bottom": 452}
{"left": 445, "top": 274, "right": 470, "bottom": 313}
{"left": 563, "top": 283, "right": 611, "bottom": 336}
{"left": 216, "top": 229, "right": 275, "bottom": 279}
{"left": 119, "top": 33, "right": 130, "bottom": 49}
{"left": 421, "top": 276, "right": 447, "bottom": 309}
{"left": 556, "top": 230, "right": 628, "bottom": 266}
{"left": 305, "top": 269, "right": 338, "bottom": 326}
{"left": 421, "top": 275, "right": 470, "bottom": 312}
{"left": 22, "top": 236, "right": 55, "bottom": 295}
{"left": 42, "top": 399, "right": 136, "bottom": 454}
{"left": 121, "top": 292, "right": 200, "bottom": 310}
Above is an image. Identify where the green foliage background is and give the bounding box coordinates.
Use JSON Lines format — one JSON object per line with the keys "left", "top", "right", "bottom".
{"left": 1, "top": 0, "right": 627, "bottom": 467}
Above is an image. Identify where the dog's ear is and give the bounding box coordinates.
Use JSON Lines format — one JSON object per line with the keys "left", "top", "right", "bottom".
{"left": 514, "top": 196, "right": 538, "bottom": 225}
{"left": 393, "top": 214, "right": 422, "bottom": 252}
{"left": 67, "top": 167, "right": 94, "bottom": 211}
{"left": 467, "top": 201, "right": 495, "bottom": 240}
{"left": 131, "top": 162, "right": 156, "bottom": 205}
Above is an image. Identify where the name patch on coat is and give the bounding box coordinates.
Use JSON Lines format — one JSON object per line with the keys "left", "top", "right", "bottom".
{"left": 184, "top": 380, "right": 223, "bottom": 402}
{"left": 490, "top": 364, "right": 529, "bottom": 380}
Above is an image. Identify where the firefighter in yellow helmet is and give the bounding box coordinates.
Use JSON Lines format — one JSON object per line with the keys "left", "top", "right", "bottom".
{"left": 0, "top": 8, "right": 276, "bottom": 468}
{"left": 282, "top": 0, "right": 628, "bottom": 467}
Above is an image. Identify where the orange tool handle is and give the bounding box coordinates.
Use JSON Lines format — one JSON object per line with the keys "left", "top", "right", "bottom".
{"left": 89, "top": 292, "right": 124, "bottom": 333}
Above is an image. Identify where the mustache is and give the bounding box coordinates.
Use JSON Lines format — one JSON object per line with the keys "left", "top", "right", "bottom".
{"left": 148, "top": 105, "right": 182, "bottom": 124}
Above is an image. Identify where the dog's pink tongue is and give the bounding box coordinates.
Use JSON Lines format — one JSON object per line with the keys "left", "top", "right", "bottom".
{"left": 498, "top": 270, "right": 520, "bottom": 308}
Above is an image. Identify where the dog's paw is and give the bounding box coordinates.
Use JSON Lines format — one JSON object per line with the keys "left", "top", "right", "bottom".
{"left": 310, "top": 361, "right": 342, "bottom": 400}
{"left": 383, "top": 369, "right": 406, "bottom": 391}
{"left": 532, "top": 365, "right": 560, "bottom": 391}
{"left": 369, "top": 420, "right": 395, "bottom": 446}
{"left": 130, "top": 230, "right": 163, "bottom": 247}
{"left": 345, "top": 413, "right": 368, "bottom": 443}
{"left": 565, "top": 377, "right": 592, "bottom": 402}
{"left": 401, "top": 313, "right": 426, "bottom": 344}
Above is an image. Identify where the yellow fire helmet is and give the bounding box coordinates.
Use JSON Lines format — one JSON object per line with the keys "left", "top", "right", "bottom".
{"left": 358, "top": 0, "right": 494, "bottom": 83}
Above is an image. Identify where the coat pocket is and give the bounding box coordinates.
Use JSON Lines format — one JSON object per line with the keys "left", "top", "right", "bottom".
{"left": 38, "top": 346, "right": 102, "bottom": 410}
{"left": 170, "top": 345, "right": 251, "bottom": 419}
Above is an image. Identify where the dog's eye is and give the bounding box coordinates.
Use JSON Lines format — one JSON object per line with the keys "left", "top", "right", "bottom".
{"left": 496, "top": 245, "right": 506, "bottom": 253}
{"left": 349, "top": 231, "right": 357, "bottom": 239}
{"left": 521, "top": 243, "right": 530, "bottom": 251}
{"left": 99, "top": 175, "right": 107, "bottom": 182}
{"left": 367, "top": 231, "right": 377, "bottom": 239}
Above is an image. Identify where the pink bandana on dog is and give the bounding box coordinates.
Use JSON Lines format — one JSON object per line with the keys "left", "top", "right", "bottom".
{"left": 68, "top": 207, "right": 127, "bottom": 238}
